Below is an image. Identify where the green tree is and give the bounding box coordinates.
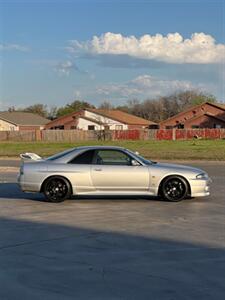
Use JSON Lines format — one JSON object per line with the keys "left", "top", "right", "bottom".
{"left": 56, "top": 100, "right": 95, "bottom": 117}
{"left": 189, "top": 92, "right": 216, "bottom": 106}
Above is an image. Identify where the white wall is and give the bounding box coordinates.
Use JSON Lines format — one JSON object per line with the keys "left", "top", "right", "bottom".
{"left": 84, "top": 110, "right": 128, "bottom": 130}
{"left": 77, "top": 118, "right": 102, "bottom": 130}
{"left": 0, "top": 119, "right": 18, "bottom": 131}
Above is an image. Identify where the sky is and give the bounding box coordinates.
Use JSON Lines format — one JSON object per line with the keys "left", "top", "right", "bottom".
{"left": 0, "top": 0, "right": 225, "bottom": 110}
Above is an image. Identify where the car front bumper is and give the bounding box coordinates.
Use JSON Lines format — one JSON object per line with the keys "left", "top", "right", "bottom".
{"left": 189, "top": 178, "right": 211, "bottom": 197}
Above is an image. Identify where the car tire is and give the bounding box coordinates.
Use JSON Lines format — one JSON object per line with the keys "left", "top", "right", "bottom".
{"left": 43, "top": 176, "right": 72, "bottom": 203}
{"left": 160, "top": 176, "right": 188, "bottom": 202}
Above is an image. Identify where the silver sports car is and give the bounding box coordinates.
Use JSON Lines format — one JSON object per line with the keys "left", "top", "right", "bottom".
{"left": 18, "top": 146, "right": 211, "bottom": 202}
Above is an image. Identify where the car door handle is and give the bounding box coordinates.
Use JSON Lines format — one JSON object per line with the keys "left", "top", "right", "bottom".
{"left": 94, "top": 168, "right": 102, "bottom": 171}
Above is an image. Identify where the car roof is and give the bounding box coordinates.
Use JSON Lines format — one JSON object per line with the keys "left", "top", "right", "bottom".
{"left": 45, "top": 145, "right": 128, "bottom": 162}
{"left": 75, "top": 145, "right": 126, "bottom": 151}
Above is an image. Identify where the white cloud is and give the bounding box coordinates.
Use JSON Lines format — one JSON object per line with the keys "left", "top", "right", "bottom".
{"left": 53, "top": 60, "right": 92, "bottom": 77}
{"left": 54, "top": 60, "right": 76, "bottom": 76}
{"left": 69, "top": 32, "right": 225, "bottom": 64}
{"left": 95, "top": 75, "right": 201, "bottom": 99}
{"left": 74, "top": 90, "right": 82, "bottom": 99}
{"left": 0, "top": 43, "right": 29, "bottom": 52}
{"left": 72, "top": 74, "right": 207, "bottom": 105}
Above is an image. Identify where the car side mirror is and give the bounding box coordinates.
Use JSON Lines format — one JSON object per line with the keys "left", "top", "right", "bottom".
{"left": 131, "top": 159, "right": 140, "bottom": 166}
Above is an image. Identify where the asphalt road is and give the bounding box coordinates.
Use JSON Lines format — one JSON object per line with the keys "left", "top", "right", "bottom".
{"left": 0, "top": 161, "right": 224, "bottom": 300}
{"left": 0, "top": 159, "right": 21, "bottom": 168}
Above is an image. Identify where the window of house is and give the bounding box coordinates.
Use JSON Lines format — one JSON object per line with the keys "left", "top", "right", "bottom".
{"left": 70, "top": 126, "right": 76, "bottom": 129}
{"left": 149, "top": 124, "right": 159, "bottom": 129}
{"left": 88, "top": 125, "right": 95, "bottom": 130}
{"left": 55, "top": 125, "right": 64, "bottom": 130}
{"left": 115, "top": 125, "right": 123, "bottom": 130}
{"left": 166, "top": 126, "right": 173, "bottom": 129}
{"left": 69, "top": 150, "right": 95, "bottom": 164}
{"left": 104, "top": 125, "right": 110, "bottom": 130}
{"left": 94, "top": 150, "right": 132, "bottom": 166}
{"left": 191, "top": 125, "right": 200, "bottom": 129}
{"left": 192, "top": 110, "right": 196, "bottom": 115}
{"left": 214, "top": 124, "right": 221, "bottom": 129}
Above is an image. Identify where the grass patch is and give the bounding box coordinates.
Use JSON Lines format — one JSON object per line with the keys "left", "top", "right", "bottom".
{"left": 0, "top": 139, "right": 225, "bottom": 161}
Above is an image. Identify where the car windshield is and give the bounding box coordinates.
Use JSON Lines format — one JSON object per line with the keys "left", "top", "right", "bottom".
{"left": 46, "top": 148, "right": 76, "bottom": 161}
{"left": 126, "top": 149, "right": 154, "bottom": 165}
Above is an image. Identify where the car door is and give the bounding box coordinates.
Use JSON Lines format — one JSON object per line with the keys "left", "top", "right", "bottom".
{"left": 66, "top": 149, "right": 96, "bottom": 193}
{"left": 90, "top": 149, "right": 150, "bottom": 192}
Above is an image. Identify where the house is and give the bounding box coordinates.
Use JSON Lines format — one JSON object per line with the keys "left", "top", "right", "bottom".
{"left": 160, "top": 102, "right": 225, "bottom": 129}
{"left": 45, "top": 108, "right": 156, "bottom": 130}
{"left": 0, "top": 111, "right": 50, "bottom": 131}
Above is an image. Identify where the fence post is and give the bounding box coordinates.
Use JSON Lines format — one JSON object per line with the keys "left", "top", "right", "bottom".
{"left": 172, "top": 128, "right": 176, "bottom": 141}
{"left": 35, "top": 130, "right": 42, "bottom": 141}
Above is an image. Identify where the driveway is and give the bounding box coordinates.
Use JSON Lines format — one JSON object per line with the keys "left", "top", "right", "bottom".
{"left": 0, "top": 161, "right": 224, "bottom": 299}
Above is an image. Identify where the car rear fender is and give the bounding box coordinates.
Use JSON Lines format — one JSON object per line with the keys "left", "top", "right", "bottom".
{"left": 40, "top": 175, "right": 73, "bottom": 194}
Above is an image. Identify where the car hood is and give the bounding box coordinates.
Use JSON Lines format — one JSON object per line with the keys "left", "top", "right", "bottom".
{"left": 152, "top": 162, "right": 205, "bottom": 175}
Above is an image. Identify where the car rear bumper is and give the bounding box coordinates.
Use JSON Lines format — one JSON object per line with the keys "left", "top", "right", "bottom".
{"left": 17, "top": 173, "right": 40, "bottom": 192}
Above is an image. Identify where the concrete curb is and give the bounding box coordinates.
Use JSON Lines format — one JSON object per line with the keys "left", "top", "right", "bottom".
{"left": 0, "top": 167, "right": 19, "bottom": 172}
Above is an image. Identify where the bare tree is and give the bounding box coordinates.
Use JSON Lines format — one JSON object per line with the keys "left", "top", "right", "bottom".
{"left": 22, "top": 104, "right": 48, "bottom": 118}
{"left": 92, "top": 115, "right": 112, "bottom": 141}
{"left": 48, "top": 106, "right": 58, "bottom": 120}
{"left": 98, "top": 100, "right": 114, "bottom": 110}
{"left": 125, "top": 90, "right": 216, "bottom": 123}
{"left": 8, "top": 106, "right": 16, "bottom": 112}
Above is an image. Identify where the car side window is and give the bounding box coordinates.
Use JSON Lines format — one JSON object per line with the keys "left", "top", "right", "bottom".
{"left": 69, "top": 150, "right": 95, "bottom": 164}
{"left": 94, "top": 150, "right": 132, "bottom": 166}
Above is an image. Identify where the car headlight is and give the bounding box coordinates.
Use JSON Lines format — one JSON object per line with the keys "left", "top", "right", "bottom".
{"left": 196, "top": 173, "right": 208, "bottom": 180}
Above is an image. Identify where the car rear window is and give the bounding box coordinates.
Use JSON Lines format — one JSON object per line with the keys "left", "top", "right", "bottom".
{"left": 69, "top": 150, "right": 95, "bottom": 164}
{"left": 46, "top": 148, "right": 76, "bottom": 161}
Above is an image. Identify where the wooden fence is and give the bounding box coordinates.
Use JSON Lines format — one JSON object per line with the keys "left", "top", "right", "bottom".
{"left": 0, "top": 129, "right": 225, "bottom": 142}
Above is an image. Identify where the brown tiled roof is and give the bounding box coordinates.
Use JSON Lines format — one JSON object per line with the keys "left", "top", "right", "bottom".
{"left": 204, "top": 113, "right": 225, "bottom": 122}
{"left": 0, "top": 111, "right": 49, "bottom": 126}
{"left": 160, "top": 102, "right": 225, "bottom": 125}
{"left": 49, "top": 110, "right": 83, "bottom": 123}
{"left": 185, "top": 112, "right": 225, "bottom": 122}
{"left": 88, "top": 109, "right": 155, "bottom": 125}
{"left": 214, "top": 103, "right": 225, "bottom": 110}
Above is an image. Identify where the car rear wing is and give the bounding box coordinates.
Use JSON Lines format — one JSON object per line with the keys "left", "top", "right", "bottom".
{"left": 20, "top": 153, "right": 42, "bottom": 161}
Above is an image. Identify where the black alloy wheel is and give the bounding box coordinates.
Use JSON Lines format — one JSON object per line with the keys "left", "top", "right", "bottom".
{"left": 161, "top": 176, "right": 188, "bottom": 202}
{"left": 43, "top": 177, "right": 71, "bottom": 203}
